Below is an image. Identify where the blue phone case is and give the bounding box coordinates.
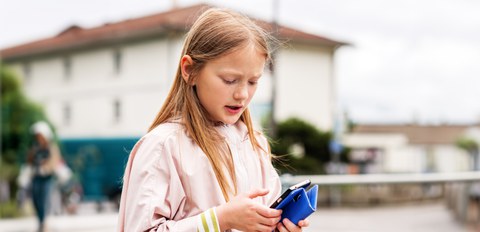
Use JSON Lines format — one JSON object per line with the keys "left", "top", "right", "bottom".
{"left": 274, "top": 184, "right": 318, "bottom": 225}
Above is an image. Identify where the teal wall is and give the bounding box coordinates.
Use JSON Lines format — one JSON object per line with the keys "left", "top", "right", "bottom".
{"left": 60, "top": 137, "right": 139, "bottom": 201}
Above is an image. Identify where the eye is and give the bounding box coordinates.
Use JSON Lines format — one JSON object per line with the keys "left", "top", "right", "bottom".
{"left": 223, "top": 79, "right": 236, "bottom": 85}
{"left": 249, "top": 77, "right": 260, "bottom": 86}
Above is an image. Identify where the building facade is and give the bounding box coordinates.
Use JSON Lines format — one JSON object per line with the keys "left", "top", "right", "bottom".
{"left": 1, "top": 4, "right": 346, "bottom": 139}
{"left": 343, "top": 124, "right": 479, "bottom": 173}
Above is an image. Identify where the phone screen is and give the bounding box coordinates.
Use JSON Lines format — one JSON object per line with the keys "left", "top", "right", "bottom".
{"left": 270, "top": 179, "right": 311, "bottom": 208}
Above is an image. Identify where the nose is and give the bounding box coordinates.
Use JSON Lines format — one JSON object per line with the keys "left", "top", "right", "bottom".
{"left": 233, "top": 84, "right": 248, "bottom": 100}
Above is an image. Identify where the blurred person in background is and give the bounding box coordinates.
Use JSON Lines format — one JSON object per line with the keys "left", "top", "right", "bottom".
{"left": 118, "top": 8, "right": 309, "bottom": 232}
{"left": 26, "top": 121, "right": 61, "bottom": 232}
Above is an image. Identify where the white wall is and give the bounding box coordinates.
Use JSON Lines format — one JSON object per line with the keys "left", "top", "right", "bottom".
{"left": 384, "top": 146, "right": 425, "bottom": 173}
{"left": 276, "top": 43, "right": 334, "bottom": 131}
{"left": 16, "top": 38, "right": 182, "bottom": 138}
{"left": 432, "top": 145, "right": 470, "bottom": 172}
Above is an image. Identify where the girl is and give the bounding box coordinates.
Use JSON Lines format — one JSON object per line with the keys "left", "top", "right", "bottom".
{"left": 118, "top": 8, "right": 309, "bottom": 232}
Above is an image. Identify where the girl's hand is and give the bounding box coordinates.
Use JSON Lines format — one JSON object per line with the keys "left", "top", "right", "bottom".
{"left": 276, "top": 218, "right": 310, "bottom": 232}
{"left": 216, "top": 188, "right": 282, "bottom": 232}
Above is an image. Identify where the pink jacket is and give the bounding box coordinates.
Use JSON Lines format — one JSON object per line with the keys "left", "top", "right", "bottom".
{"left": 117, "top": 121, "right": 281, "bottom": 231}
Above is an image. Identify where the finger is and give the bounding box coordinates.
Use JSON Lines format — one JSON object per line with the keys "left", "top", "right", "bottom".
{"left": 256, "top": 205, "right": 282, "bottom": 218}
{"left": 298, "top": 219, "right": 309, "bottom": 227}
{"left": 248, "top": 188, "right": 269, "bottom": 199}
{"left": 277, "top": 222, "right": 287, "bottom": 232}
{"left": 257, "top": 214, "right": 281, "bottom": 227}
{"left": 282, "top": 218, "right": 301, "bottom": 232}
{"left": 257, "top": 207, "right": 282, "bottom": 221}
{"left": 254, "top": 222, "right": 277, "bottom": 232}
{"left": 249, "top": 206, "right": 281, "bottom": 227}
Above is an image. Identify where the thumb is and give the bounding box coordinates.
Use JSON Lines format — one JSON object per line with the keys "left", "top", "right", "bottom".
{"left": 247, "top": 188, "right": 269, "bottom": 199}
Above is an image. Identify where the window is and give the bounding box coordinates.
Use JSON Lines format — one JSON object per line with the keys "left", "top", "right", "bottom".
{"left": 113, "top": 49, "right": 122, "bottom": 75}
{"left": 63, "top": 56, "right": 71, "bottom": 80}
{"left": 114, "top": 99, "right": 121, "bottom": 123}
{"left": 63, "top": 103, "right": 71, "bottom": 125}
{"left": 23, "top": 62, "right": 31, "bottom": 81}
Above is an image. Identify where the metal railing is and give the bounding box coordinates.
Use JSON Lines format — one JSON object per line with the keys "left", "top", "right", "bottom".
{"left": 283, "top": 171, "right": 480, "bottom": 186}
{"left": 281, "top": 171, "right": 480, "bottom": 224}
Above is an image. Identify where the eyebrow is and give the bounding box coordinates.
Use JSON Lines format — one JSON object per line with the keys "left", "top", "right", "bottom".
{"left": 219, "top": 69, "right": 243, "bottom": 77}
{"left": 219, "top": 69, "right": 263, "bottom": 79}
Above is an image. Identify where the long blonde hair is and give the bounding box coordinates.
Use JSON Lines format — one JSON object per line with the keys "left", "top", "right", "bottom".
{"left": 148, "top": 8, "right": 273, "bottom": 201}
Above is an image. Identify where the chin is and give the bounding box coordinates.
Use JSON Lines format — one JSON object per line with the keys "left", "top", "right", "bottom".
{"left": 221, "top": 116, "right": 241, "bottom": 125}
{"left": 221, "top": 120, "right": 238, "bottom": 125}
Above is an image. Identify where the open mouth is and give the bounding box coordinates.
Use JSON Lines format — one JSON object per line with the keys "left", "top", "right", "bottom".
{"left": 225, "top": 105, "right": 243, "bottom": 114}
{"left": 226, "top": 106, "right": 242, "bottom": 110}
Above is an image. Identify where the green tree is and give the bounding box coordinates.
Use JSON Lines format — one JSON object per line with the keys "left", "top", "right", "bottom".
{"left": 456, "top": 137, "right": 480, "bottom": 170}
{"left": 270, "top": 117, "right": 350, "bottom": 174}
{"left": 1, "top": 63, "right": 48, "bottom": 203}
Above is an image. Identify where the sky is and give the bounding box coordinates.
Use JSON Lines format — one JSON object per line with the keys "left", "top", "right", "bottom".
{"left": 1, "top": 0, "right": 480, "bottom": 125}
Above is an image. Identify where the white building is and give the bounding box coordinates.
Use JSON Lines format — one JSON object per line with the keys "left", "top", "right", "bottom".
{"left": 0, "top": 4, "right": 346, "bottom": 139}
{"left": 343, "top": 124, "right": 479, "bottom": 173}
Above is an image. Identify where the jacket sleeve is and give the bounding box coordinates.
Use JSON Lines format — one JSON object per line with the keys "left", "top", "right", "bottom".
{"left": 119, "top": 134, "right": 215, "bottom": 232}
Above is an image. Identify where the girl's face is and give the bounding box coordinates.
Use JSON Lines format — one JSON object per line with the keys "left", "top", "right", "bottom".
{"left": 194, "top": 44, "right": 266, "bottom": 125}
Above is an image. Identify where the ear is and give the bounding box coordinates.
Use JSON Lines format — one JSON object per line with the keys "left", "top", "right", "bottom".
{"left": 180, "top": 55, "right": 194, "bottom": 85}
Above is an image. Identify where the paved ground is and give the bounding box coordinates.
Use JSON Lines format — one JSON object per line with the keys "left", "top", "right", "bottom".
{"left": 0, "top": 202, "right": 476, "bottom": 232}
{"left": 0, "top": 213, "right": 117, "bottom": 232}
{"left": 307, "top": 203, "right": 473, "bottom": 232}
{"left": 0, "top": 202, "right": 118, "bottom": 232}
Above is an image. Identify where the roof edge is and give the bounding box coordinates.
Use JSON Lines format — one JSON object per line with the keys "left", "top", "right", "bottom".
{"left": 0, "top": 3, "right": 349, "bottom": 61}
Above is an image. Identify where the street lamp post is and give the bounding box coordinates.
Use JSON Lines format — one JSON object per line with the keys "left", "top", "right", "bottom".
{"left": 268, "top": 0, "right": 279, "bottom": 139}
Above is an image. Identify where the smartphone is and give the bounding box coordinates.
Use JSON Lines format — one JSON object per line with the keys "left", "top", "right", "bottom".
{"left": 270, "top": 179, "right": 311, "bottom": 208}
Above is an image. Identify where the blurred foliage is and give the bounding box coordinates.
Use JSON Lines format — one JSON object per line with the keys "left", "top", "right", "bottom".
{"left": 1, "top": 63, "right": 48, "bottom": 165}
{"left": 0, "top": 200, "right": 21, "bottom": 218}
{"left": 273, "top": 154, "right": 325, "bottom": 175}
{"left": 270, "top": 117, "right": 350, "bottom": 174}
{"left": 0, "top": 63, "right": 49, "bottom": 212}
{"left": 456, "top": 137, "right": 479, "bottom": 154}
{"left": 346, "top": 117, "right": 356, "bottom": 133}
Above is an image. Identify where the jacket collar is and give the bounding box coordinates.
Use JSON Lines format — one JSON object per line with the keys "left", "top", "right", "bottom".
{"left": 217, "top": 120, "right": 249, "bottom": 142}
